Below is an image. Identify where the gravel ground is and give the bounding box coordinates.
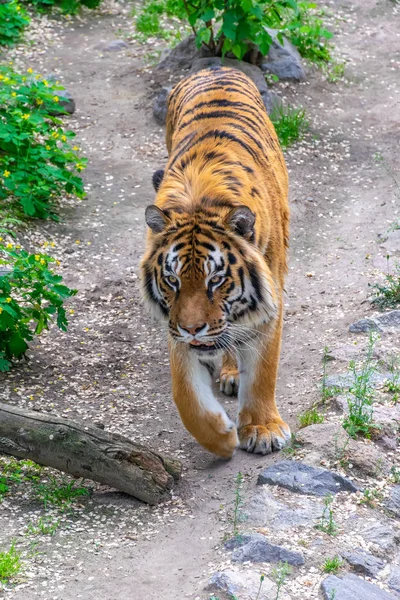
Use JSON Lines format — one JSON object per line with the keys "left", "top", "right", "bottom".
{"left": 0, "top": 0, "right": 399, "bottom": 598}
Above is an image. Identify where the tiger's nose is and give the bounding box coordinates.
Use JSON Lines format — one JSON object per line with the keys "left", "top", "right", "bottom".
{"left": 179, "top": 322, "right": 207, "bottom": 336}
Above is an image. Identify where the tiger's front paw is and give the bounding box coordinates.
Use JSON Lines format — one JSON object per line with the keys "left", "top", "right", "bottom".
{"left": 238, "top": 421, "right": 291, "bottom": 455}
{"left": 202, "top": 413, "right": 239, "bottom": 459}
{"left": 219, "top": 367, "right": 240, "bottom": 396}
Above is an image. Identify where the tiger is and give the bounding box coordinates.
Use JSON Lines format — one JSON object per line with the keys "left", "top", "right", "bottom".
{"left": 140, "top": 66, "right": 290, "bottom": 458}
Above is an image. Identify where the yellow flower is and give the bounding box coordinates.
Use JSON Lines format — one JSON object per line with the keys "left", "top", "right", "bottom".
{"left": 56, "top": 260, "right": 60, "bottom": 266}
{"left": 75, "top": 163, "right": 84, "bottom": 171}
{"left": 21, "top": 113, "right": 30, "bottom": 120}
{"left": 36, "top": 75, "right": 42, "bottom": 81}
{"left": 34, "top": 254, "right": 40, "bottom": 261}
{"left": 43, "top": 79, "right": 48, "bottom": 86}
{"left": 3, "top": 77, "right": 9, "bottom": 83}
{"left": 0, "top": 237, "right": 2, "bottom": 242}
{"left": 6, "top": 243, "right": 13, "bottom": 249}
{"left": 73, "top": 146, "right": 79, "bottom": 151}
{"left": 75, "top": 240, "right": 80, "bottom": 244}
{"left": 40, "top": 259, "right": 46, "bottom": 265}
{"left": 0, "top": 307, "right": 3, "bottom": 314}
{"left": 5, "top": 297, "right": 12, "bottom": 303}
{"left": 27, "top": 68, "right": 33, "bottom": 74}
{"left": 61, "top": 135, "right": 67, "bottom": 142}
{"left": 50, "top": 242, "right": 55, "bottom": 247}
{"left": 53, "top": 96, "right": 59, "bottom": 102}
{"left": 11, "top": 92, "right": 17, "bottom": 97}
{"left": 69, "top": 309, "right": 75, "bottom": 315}
{"left": 45, "top": 145, "right": 51, "bottom": 150}
{"left": 51, "top": 132, "right": 59, "bottom": 139}
{"left": 36, "top": 98, "right": 43, "bottom": 106}
{"left": 3, "top": 170, "right": 10, "bottom": 178}
{"left": 16, "top": 5, "right": 20, "bottom": 10}
{"left": 15, "top": 245, "right": 21, "bottom": 249}
{"left": 43, "top": 241, "right": 49, "bottom": 248}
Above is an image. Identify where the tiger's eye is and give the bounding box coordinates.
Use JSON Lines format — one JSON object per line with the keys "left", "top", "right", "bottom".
{"left": 210, "top": 275, "right": 224, "bottom": 284}
{"left": 166, "top": 275, "right": 177, "bottom": 285}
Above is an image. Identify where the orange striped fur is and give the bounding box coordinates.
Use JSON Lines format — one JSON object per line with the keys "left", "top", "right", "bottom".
{"left": 140, "top": 67, "right": 290, "bottom": 457}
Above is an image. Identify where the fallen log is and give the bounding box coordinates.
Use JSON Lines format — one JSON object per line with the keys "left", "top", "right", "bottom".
{"left": 0, "top": 402, "right": 181, "bottom": 504}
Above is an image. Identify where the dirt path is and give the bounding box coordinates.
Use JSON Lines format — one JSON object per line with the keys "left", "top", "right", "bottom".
{"left": 1, "top": 1, "right": 400, "bottom": 598}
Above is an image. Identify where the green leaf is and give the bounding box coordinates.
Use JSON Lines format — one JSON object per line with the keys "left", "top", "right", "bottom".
{"left": 8, "top": 332, "right": 28, "bottom": 357}
{"left": 199, "top": 8, "right": 215, "bottom": 22}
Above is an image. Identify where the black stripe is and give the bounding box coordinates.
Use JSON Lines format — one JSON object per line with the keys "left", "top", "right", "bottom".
{"left": 179, "top": 109, "right": 260, "bottom": 133}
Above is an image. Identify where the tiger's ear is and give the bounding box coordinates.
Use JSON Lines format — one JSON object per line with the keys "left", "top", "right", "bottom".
{"left": 152, "top": 169, "right": 164, "bottom": 192}
{"left": 225, "top": 206, "right": 255, "bottom": 238}
{"left": 145, "top": 205, "right": 170, "bottom": 233}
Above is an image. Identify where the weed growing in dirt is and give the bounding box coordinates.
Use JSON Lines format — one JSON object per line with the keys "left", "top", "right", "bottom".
{"left": 34, "top": 476, "right": 90, "bottom": 510}
{"left": 270, "top": 104, "right": 310, "bottom": 148}
{"left": 282, "top": 433, "right": 301, "bottom": 457}
{"left": 0, "top": 542, "right": 22, "bottom": 585}
{"left": 333, "top": 432, "right": 351, "bottom": 469}
{"left": 231, "top": 472, "right": 245, "bottom": 538}
{"left": 328, "top": 591, "right": 337, "bottom": 600}
{"left": 322, "top": 556, "right": 342, "bottom": 574}
{"left": 298, "top": 407, "right": 324, "bottom": 428}
{"left": 0, "top": 1, "right": 29, "bottom": 47}
{"left": 0, "top": 458, "right": 43, "bottom": 498}
{"left": 26, "top": 516, "right": 60, "bottom": 537}
{"left": 359, "top": 487, "right": 384, "bottom": 509}
{"left": 0, "top": 238, "right": 77, "bottom": 371}
{"left": 342, "top": 333, "right": 380, "bottom": 440}
{"left": 384, "top": 354, "right": 400, "bottom": 402}
{"left": 322, "top": 59, "right": 345, "bottom": 83}
{"left": 315, "top": 494, "right": 337, "bottom": 536}
{"left": 371, "top": 257, "right": 400, "bottom": 309}
{"left": 390, "top": 466, "right": 400, "bottom": 483}
{"left": 255, "top": 573, "right": 266, "bottom": 600}
{"left": 271, "top": 561, "right": 291, "bottom": 600}
{"left": 0, "top": 65, "right": 86, "bottom": 220}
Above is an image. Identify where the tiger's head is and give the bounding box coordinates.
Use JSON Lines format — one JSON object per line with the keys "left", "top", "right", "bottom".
{"left": 140, "top": 199, "right": 278, "bottom": 356}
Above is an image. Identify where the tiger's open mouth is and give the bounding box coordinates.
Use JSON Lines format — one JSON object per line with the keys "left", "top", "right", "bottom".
{"left": 188, "top": 340, "right": 219, "bottom": 352}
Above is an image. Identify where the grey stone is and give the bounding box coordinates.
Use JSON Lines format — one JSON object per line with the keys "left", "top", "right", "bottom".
{"left": 382, "top": 229, "right": 400, "bottom": 254}
{"left": 321, "top": 574, "right": 395, "bottom": 600}
{"left": 385, "top": 486, "right": 400, "bottom": 519}
{"left": 225, "top": 533, "right": 304, "bottom": 566}
{"left": 364, "top": 523, "right": 399, "bottom": 551}
{"left": 325, "top": 372, "right": 390, "bottom": 390}
{"left": 257, "top": 460, "right": 358, "bottom": 496}
{"left": 206, "top": 569, "right": 276, "bottom": 600}
{"left": 389, "top": 566, "right": 400, "bottom": 595}
{"left": 350, "top": 311, "right": 400, "bottom": 333}
{"left": 342, "top": 548, "right": 385, "bottom": 577}
{"left": 103, "top": 40, "right": 128, "bottom": 52}
{"left": 153, "top": 86, "right": 171, "bottom": 125}
{"left": 260, "top": 28, "right": 306, "bottom": 81}
{"left": 155, "top": 35, "right": 211, "bottom": 72}
{"left": 246, "top": 486, "right": 323, "bottom": 529}
{"left": 190, "top": 57, "right": 276, "bottom": 114}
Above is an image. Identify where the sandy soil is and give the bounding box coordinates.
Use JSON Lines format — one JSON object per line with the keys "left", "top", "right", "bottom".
{"left": 1, "top": 0, "right": 399, "bottom": 598}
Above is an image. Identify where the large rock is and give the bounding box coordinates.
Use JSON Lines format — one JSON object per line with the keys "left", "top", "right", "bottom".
{"left": 260, "top": 28, "right": 306, "bottom": 81}
{"left": 206, "top": 570, "right": 277, "bottom": 600}
{"left": 325, "top": 372, "right": 391, "bottom": 390}
{"left": 257, "top": 460, "right": 358, "bottom": 496}
{"left": 389, "top": 566, "right": 400, "bottom": 595}
{"left": 155, "top": 35, "right": 211, "bottom": 72}
{"left": 350, "top": 311, "right": 400, "bottom": 333}
{"left": 190, "top": 57, "right": 279, "bottom": 114}
{"left": 385, "top": 486, "right": 400, "bottom": 519}
{"left": 321, "top": 574, "right": 395, "bottom": 599}
{"left": 246, "top": 486, "right": 323, "bottom": 529}
{"left": 342, "top": 548, "right": 385, "bottom": 577}
{"left": 225, "top": 533, "right": 304, "bottom": 566}
{"left": 362, "top": 522, "right": 400, "bottom": 552}
{"left": 296, "top": 423, "right": 389, "bottom": 477}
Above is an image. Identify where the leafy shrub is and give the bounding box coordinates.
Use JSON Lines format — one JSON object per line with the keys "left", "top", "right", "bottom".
{"left": 0, "top": 1, "right": 30, "bottom": 47}
{"left": 371, "top": 260, "right": 400, "bottom": 309}
{"left": 136, "top": 0, "right": 333, "bottom": 64}
{"left": 0, "top": 237, "right": 77, "bottom": 372}
{"left": 270, "top": 104, "right": 309, "bottom": 148}
{"left": 0, "top": 65, "right": 86, "bottom": 220}
{"left": 23, "top": 0, "right": 101, "bottom": 14}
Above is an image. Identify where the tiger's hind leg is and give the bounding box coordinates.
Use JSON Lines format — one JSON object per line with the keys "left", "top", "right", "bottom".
{"left": 220, "top": 352, "right": 239, "bottom": 397}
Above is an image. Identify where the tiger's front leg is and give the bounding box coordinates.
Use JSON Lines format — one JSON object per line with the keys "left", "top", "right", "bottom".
{"left": 237, "top": 314, "right": 291, "bottom": 455}
{"left": 170, "top": 343, "right": 239, "bottom": 458}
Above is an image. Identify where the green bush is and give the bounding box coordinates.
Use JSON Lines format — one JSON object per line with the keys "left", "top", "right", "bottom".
{"left": 0, "top": 1, "right": 30, "bottom": 47}
{"left": 23, "top": 0, "right": 101, "bottom": 14}
{"left": 0, "top": 238, "right": 77, "bottom": 372}
{"left": 136, "top": 0, "right": 333, "bottom": 64}
{"left": 0, "top": 65, "right": 86, "bottom": 220}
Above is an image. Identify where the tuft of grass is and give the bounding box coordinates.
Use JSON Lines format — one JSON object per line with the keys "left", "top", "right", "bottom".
{"left": 322, "top": 556, "right": 342, "bottom": 574}
{"left": 34, "top": 476, "right": 90, "bottom": 510}
{"left": 315, "top": 494, "right": 337, "bottom": 536}
{"left": 371, "top": 258, "right": 400, "bottom": 309}
{"left": 232, "top": 472, "right": 245, "bottom": 538}
{"left": 282, "top": 433, "right": 301, "bottom": 457}
{"left": 359, "top": 488, "right": 384, "bottom": 509}
{"left": 26, "top": 516, "right": 60, "bottom": 537}
{"left": 270, "top": 104, "right": 309, "bottom": 149}
{"left": 342, "top": 333, "right": 380, "bottom": 440}
{"left": 322, "top": 60, "right": 345, "bottom": 83}
{"left": 0, "top": 542, "right": 23, "bottom": 585}
{"left": 390, "top": 465, "right": 400, "bottom": 484}
{"left": 271, "top": 561, "right": 291, "bottom": 600}
{"left": 298, "top": 407, "right": 324, "bottom": 428}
